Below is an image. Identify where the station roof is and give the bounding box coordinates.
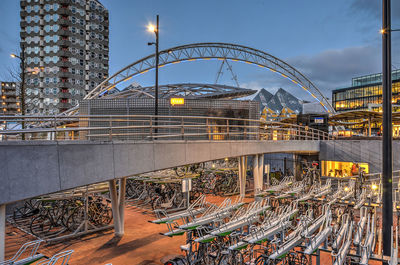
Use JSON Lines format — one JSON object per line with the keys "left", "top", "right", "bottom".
{"left": 102, "top": 83, "right": 257, "bottom": 100}
{"left": 329, "top": 110, "right": 400, "bottom": 125}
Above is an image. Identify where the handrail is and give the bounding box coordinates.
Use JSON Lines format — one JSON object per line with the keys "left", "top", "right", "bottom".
{"left": 0, "top": 114, "right": 333, "bottom": 141}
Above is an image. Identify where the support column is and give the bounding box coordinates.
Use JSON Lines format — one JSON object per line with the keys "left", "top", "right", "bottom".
{"left": 118, "top": 178, "right": 126, "bottom": 235}
{"left": 253, "top": 154, "right": 260, "bottom": 196}
{"left": 368, "top": 117, "right": 371, "bottom": 137}
{"left": 238, "top": 156, "right": 247, "bottom": 197}
{"left": 258, "top": 154, "right": 264, "bottom": 190}
{"left": 0, "top": 204, "right": 5, "bottom": 262}
{"left": 109, "top": 180, "right": 121, "bottom": 236}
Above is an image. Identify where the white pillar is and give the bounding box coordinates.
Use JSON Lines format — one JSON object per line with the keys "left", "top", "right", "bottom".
{"left": 238, "top": 156, "right": 247, "bottom": 197}
{"left": 109, "top": 180, "right": 121, "bottom": 236}
{"left": 253, "top": 155, "right": 259, "bottom": 196}
{"left": 0, "top": 204, "right": 5, "bottom": 262}
{"left": 265, "top": 164, "right": 271, "bottom": 186}
{"left": 258, "top": 154, "right": 264, "bottom": 190}
{"left": 118, "top": 178, "right": 126, "bottom": 235}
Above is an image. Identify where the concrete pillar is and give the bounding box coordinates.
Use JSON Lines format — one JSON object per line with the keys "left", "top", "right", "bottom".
{"left": 118, "top": 178, "right": 126, "bottom": 235}
{"left": 253, "top": 154, "right": 259, "bottom": 196}
{"left": 109, "top": 180, "right": 121, "bottom": 236}
{"left": 265, "top": 164, "right": 270, "bottom": 186}
{"left": 0, "top": 204, "right": 5, "bottom": 262}
{"left": 258, "top": 154, "right": 264, "bottom": 190}
{"left": 238, "top": 156, "right": 247, "bottom": 197}
{"left": 368, "top": 117, "right": 372, "bottom": 137}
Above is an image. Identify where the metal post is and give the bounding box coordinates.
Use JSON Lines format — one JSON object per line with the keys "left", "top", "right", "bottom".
{"left": 368, "top": 117, "right": 372, "bottom": 137}
{"left": 20, "top": 44, "right": 26, "bottom": 140}
{"left": 226, "top": 120, "right": 229, "bottom": 140}
{"left": 0, "top": 204, "right": 5, "bottom": 262}
{"left": 118, "top": 178, "right": 126, "bottom": 235}
{"left": 154, "top": 15, "right": 159, "bottom": 136}
{"left": 382, "top": 0, "right": 393, "bottom": 257}
{"left": 109, "top": 180, "right": 121, "bottom": 236}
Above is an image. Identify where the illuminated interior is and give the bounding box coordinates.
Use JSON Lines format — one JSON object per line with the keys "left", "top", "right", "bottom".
{"left": 321, "top": 160, "right": 369, "bottom": 178}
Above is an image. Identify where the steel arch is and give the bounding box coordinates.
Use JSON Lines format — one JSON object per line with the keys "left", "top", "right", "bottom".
{"left": 86, "top": 43, "right": 334, "bottom": 113}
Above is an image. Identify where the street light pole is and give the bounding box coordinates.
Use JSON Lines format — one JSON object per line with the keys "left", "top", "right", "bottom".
{"left": 382, "top": 0, "right": 393, "bottom": 257}
{"left": 155, "top": 15, "right": 159, "bottom": 136}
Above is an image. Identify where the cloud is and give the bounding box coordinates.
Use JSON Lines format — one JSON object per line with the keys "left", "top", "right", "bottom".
{"left": 287, "top": 45, "right": 381, "bottom": 92}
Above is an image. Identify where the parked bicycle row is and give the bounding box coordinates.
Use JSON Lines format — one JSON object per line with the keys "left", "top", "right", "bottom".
{"left": 151, "top": 176, "right": 399, "bottom": 265}
{"left": 11, "top": 195, "right": 112, "bottom": 239}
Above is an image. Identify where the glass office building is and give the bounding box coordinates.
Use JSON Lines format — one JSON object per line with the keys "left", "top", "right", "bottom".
{"left": 332, "top": 70, "right": 400, "bottom": 112}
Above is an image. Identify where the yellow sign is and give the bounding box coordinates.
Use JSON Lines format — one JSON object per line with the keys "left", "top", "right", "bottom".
{"left": 170, "top": 98, "right": 184, "bottom": 106}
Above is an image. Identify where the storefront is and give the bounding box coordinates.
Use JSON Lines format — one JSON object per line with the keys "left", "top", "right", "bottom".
{"left": 321, "top": 160, "right": 369, "bottom": 178}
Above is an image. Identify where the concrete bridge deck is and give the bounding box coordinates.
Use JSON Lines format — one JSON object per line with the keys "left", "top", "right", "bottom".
{"left": 0, "top": 140, "right": 319, "bottom": 205}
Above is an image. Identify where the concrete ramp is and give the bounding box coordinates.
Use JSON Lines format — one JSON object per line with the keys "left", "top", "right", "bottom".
{"left": 0, "top": 140, "right": 319, "bottom": 204}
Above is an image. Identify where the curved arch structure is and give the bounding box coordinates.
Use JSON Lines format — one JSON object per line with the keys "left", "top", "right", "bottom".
{"left": 103, "top": 83, "right": 256, "bottom": 100}
{"left": 86, "top": 43, "right": 334, "bottom": 113}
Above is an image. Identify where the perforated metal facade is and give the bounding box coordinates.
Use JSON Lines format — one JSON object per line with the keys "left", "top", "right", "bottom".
{"left": 79, "top": 99, "right": 259, "bottom": 140}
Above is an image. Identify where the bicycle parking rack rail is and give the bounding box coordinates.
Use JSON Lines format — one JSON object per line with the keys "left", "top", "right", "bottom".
{"left": 389, "top": 226, "right": 399, "bottom": 265}
{"left": 0, "top": 240, "right": 44, "bottom": 265}
{"left": 36, "top": 250, "right": 73, "bottom": 265}
{"left": 332, "top": 221, "right": 354, "bottom": 265}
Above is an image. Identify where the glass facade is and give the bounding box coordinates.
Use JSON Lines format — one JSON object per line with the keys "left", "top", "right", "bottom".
{"left": 332, "top": 72, "right": 400, "bottom": 112}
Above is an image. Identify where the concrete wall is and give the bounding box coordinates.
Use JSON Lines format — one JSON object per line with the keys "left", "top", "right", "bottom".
{"left": 320, "top": 140, "right": 400, "bottom": 174}
{"left": 0, "top": 140, "right": 319, "bottom": 204}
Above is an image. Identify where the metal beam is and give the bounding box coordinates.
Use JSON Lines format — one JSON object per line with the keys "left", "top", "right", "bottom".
{"left": 84, "top": 43, "right": 334, "bottom": 114}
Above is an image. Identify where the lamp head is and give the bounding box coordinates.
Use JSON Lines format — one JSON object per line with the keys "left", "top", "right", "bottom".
{"left": 147, "top": 24, "right": 156, "bottom": 33}
{"left": 10, "top": 53, "right": 17, "bottom": 58}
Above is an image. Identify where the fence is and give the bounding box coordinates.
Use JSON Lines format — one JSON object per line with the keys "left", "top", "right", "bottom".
{"left": 0, "top": 115, "right": 332, "bottom": 141}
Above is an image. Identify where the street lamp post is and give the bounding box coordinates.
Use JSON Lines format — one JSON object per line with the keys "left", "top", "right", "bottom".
{"left": 148, "top": 15, "right": 160, "bottom": 136}
{"left": 11, "top": 43, "right": 26, "bottom": 140}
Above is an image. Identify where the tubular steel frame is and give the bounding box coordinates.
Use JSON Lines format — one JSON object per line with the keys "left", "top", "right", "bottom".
{"left": 84, "top": 43, "right": 334, "bottom": 113}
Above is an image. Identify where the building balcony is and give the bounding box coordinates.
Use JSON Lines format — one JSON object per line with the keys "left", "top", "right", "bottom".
{"left": 7, "top": 103, "right": 18, "bottom": 109}
{"left": 57, "top": 102, "right": 72, "bottom": 109}
{"left": 59, "top": 82, "right": 72, "bottom": 89}
{"left": 59, "top": 92, "right": 72, "bottom": 99}
{"left": 58, "top": 61, "right": 72, "bottom": 68}
{"left": 2, "top": 91, "right": 17, "bottom": 96}
{"left": 58, "top": 39, "right": 72, "bottom": 47}
{"left": 59, "top": 50, "right": 72, "bottom": 57}
{"left": 59, "top": 72, "right": 73, "bottom": 78}
{"left": 59, "top": 29, "right": 70, "bottom": 37}
{"left": 59, "top": 0, "right": 71, "bottom": 5}
{"left": 59, "top": 18, "right": 71, "bottom": 27}
{"left": 59, "top": 8, "right": 72, "bottom": 16}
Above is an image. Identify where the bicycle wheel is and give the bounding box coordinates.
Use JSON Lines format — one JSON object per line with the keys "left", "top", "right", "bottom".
{"left": 30, "top": 215, "right": 52, "bottom": 238}
{"left": 66, "top": 207, "right": 85, "bottom": 232}
{"left": 254, "top": 255, "right": 268, "bottom": 265}
{"left": 152, "top": 196, "right": 162, "bottom": 210}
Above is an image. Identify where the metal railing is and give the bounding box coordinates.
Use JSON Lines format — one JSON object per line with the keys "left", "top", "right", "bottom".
{"left": 0, "top": 115, "right": 333, "bottom": 141}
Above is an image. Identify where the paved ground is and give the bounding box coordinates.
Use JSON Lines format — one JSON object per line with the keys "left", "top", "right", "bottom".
{"left": 4, "top": 195, "right": 391, "bottom": 265}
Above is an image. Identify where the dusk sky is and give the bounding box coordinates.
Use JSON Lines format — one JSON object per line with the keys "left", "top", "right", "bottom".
{"left": 1, "top": 0, "right": 399, "bottom": 101}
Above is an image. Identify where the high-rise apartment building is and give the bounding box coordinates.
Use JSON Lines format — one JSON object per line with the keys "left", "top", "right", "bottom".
{"left": 20, "top": 0, "right": 109, "bottom": 115}
{"left": 0, "top": 82, "right": 21, "bottom": 115}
